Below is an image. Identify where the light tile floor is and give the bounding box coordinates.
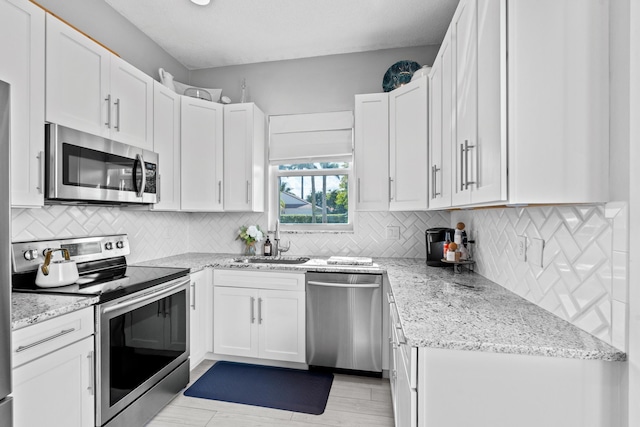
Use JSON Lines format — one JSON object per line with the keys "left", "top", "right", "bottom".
{"left": 146, "top": 360, "right": 394, "bottom": 427}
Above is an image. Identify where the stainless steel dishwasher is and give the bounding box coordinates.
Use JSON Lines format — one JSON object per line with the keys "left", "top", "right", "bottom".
{"left": 306, "top": 272, "right": 382, "bottom": 375}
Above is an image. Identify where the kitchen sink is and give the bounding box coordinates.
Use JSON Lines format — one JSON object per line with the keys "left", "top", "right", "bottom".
{"left": 232, "top": 256, "right": 311, "bottom": 265}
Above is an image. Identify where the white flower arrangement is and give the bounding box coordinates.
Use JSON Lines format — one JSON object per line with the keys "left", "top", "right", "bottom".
{"left": 236, "top": 225, "right": 264, "bottom": 245}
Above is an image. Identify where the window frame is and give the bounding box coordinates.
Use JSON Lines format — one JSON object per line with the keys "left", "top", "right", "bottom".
{"left": 269, "top": 163, "right": 355, "bottom": 232}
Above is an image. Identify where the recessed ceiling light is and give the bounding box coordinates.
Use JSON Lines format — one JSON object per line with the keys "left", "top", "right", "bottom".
{"left": 190, "top": 0, "right": 210, "bottom": 5}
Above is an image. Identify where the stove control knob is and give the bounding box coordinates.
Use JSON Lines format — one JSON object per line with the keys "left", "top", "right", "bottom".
{"left": 23, "top": 249, "right": 38, "bottom": 261}
{"left": 116, "top": 241, "right": 124, "bottom": 249}
{"left": 105, "top": 242, "right": 113, "bottom": 250}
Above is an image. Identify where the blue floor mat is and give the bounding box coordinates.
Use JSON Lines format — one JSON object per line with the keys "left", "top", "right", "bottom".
{"left": 183, "top": 361, "right": 334, "bottom": 415}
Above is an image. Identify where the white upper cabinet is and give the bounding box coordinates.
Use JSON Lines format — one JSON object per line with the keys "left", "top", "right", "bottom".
{"left": 151, "top": 81, "right": 181, "bottom": 211}
{"left": 108, "top": 55, "right": 154, "bottom": 150}
{"left": 45, "top": 13, "right": 154, "bottom": 150}
{"left": 451, "top": 0, "right": 506, "bottom": 207}
{"left": 506, "top": 0, "right": 608, "bottom": 204}
{"left": 389, "top": 76, "right": 429, "bottom": 211}
{"left": 428, "top": 30, "right": 453, "bottom": 209}
{"left": 223, "top": 103, "right": 265, "bottom": 212}
{"left": 180, "top": 96, "right": 224, "bottom": 211}
{"left": 0, "top": 0, "right": 45, "bottom": 207}
{"left": 354, "top": 93, "right": 390, "bottom": 211}
{"left": 45, "top": 13, "right": 109, "bottom": 139}
{"left": 437, "top": 0, "right": 607, "bottom": 208}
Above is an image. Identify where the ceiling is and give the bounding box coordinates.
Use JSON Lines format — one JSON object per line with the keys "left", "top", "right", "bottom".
{"left": 104, "top": 0, "right": 459, "bottom": 70}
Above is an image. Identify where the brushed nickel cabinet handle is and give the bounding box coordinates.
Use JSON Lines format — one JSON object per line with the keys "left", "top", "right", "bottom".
{"left": 190, "top": 282, "right": 196, "bottom": 309}
{"left": 114, "top": 98, "right": 121, "bottom": 131}
{"left": 460, "top": 143, "right": 465, "bottom": 191}
{"left": 36, "top": 151, "right": 44, "bottom": 194}
{"left": 105, "top": 94, "right": 111, "bottom": 127}
{"left": 465, "top": 140, "right": 476, "bottom": 189}
{"left": 16, "top": 328, "right": 75, "bottom": 352}
{"left": 87, "top": 351, "right": 95, "bottom": 395}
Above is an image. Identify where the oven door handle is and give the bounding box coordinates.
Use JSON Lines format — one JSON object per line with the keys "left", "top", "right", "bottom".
{"left": 102, "top": 279, "right": 188, "bottom": 315}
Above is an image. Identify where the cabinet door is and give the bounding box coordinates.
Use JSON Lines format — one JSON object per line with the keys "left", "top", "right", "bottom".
{"left": 507, "top": 0, "right": 607, "bottom": 204}
{"left": 189, "top": 269, "right": 210, "bottom": 370}
{"left": 389, "top": 76, "right": 429, "bottom": 211}
{"left": 180, "top": 96, "right": 224, "bottom": 211}
{"left": 451, "top": 0, "right": 476, "bottom": 206}
{"left": 213, "top": 286, "right": 258, "bottom": 358}
{"left": 109, "top": 55, "right": 154, "bottom": 150}
{"left": 0, "top": 0, "right": 45, "bottom": 207}
{"left": 223, "top": 103, "right": 265, "bottom": 212}
{"left": 258, "top": 290, "right": 305, "bottom": 363}
{"left": 429, "top": 32, "right": 453, "bottom": 210}
{"left": 472, "top": 0, "right": 506, "bottom": 204}
{"left": 13, "top": 336, "right": 94, "bottom": 427}
{"left": 354, "top": 93, "right": 389, "bottom": 211}
{"left": 151, "top": 82, "right": 181, "bottom": 211}
{"left": 45, "top": 13, "right": 110, "bottom": 138}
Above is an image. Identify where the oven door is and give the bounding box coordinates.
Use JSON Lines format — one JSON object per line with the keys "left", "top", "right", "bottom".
{"left": 96, "top": 277, "right": 189, "bottom": 426}
{"left": 46, "top": 123, "right": 158, "bottom": 204}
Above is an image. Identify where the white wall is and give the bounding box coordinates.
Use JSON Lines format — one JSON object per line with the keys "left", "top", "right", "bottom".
{"left": 34, "top": 0, "right": 189, "bottom": 82}
{"left": 189, "top": 46, "right": 438, "bottom": 116}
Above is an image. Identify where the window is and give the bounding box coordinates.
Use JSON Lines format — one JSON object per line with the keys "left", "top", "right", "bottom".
{"left": 275, "top": 162, "right": 352, "bottom": 229}
{"left": 269, "top": 111, "right": 354, "bottom": 231}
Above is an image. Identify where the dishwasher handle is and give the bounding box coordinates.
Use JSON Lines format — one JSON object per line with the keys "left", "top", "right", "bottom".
{"left": 307, "top": 280, "right": 380, "bottom": 289}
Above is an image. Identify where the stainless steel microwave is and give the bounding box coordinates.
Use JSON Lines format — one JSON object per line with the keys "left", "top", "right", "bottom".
{"left": 45, "top": 124, "right": 158, "bottom": 205}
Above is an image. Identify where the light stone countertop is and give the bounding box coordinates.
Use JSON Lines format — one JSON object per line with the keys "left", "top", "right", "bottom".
{"left": 11, "top": 293, "right": 98, "bottom": 331}
{"left": 136, "top": 253, "right": 626, "bottom": 362}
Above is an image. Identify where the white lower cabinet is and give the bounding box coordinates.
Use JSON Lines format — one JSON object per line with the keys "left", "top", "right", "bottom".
{"left": 213, "top": 270, "right": 305, "bottom": 363}
{"left": 389, "top": 293, "right": 417, "bottom": 427}
{"left": 417, "top": 348, "right": 624, "bottom": 427}
{"left": 389, "top": 292, "right": 623, "bottom": 427}
{"left": 12, "top": 307, "right": 95, "bottom": 427}
{"left": 189, "top": 268, "right": 212, "bottom": 370}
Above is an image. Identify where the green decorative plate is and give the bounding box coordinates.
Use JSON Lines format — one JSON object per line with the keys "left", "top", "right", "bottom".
{"left": 382, "top": 60, "right": 422, "bottom": 92}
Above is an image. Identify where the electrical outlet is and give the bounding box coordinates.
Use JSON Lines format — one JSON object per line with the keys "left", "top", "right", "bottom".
{"left": 386, "top": 226, "right": 400, "bottom": 240}
{"left": 516, "top": 235, "right": 527, "bottom": 262}
{"left": 529, "top": 238, "right": 544, "bottom": 267}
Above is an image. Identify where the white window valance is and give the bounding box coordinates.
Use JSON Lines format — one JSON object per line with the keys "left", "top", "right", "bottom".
{"left": 269, "top": 111, "right": 353, "bottom": 164}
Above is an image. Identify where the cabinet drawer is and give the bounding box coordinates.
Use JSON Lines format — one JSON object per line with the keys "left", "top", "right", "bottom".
{"left": 214, "top": 269, "right": 305, "bottom": 291}
{"left": 12, "top": 306, "right": 94, "bottom": 368}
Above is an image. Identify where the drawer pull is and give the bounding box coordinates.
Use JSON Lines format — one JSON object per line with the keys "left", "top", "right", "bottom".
{"left": 87, "top": 351, "right": 95, "bottom": 395}
{"left": 15, "top": 327, "right": 75, "bottom": 353}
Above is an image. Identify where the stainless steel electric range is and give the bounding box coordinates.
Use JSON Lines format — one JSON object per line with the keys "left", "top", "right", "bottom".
{"left": 12, "top": 235, "right": 191, "bottom": 427}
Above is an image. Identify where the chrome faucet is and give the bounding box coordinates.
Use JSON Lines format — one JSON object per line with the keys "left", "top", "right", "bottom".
{"left": 273, "top": 220, "right": 290, "bottom": 256}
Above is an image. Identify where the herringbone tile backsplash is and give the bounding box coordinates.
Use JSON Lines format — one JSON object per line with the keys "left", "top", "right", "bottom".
{"left": 452, "top": 202, "right": 628, "bottom": 351}
{"left": 11, "top": 202, "right": 628, "bottom": 350}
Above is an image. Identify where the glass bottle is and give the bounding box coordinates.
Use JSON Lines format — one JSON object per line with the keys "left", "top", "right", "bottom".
{"left": 443, "top": 232, "right": 451, "bottom": 258}
{"left": 263, "top": 236, "right": 272, "bottom": 256}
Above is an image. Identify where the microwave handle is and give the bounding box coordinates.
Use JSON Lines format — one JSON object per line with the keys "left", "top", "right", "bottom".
{"left": 134, "top": 154, "right": 147, "bottom": 197}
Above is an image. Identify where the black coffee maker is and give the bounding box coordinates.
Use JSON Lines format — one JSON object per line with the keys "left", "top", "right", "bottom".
{"left": 425, "top": 227, "right": 455, "bottom": 266}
